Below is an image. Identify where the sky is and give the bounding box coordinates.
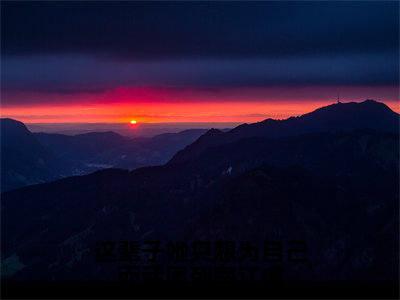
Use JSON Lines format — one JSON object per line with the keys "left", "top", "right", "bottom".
{"left": 1, "top": 1, "right": 399, "bottom": 124}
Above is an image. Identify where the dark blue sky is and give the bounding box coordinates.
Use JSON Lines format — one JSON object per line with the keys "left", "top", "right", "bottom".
{"left": 2, "top": 1, "right": 399, "bottom": 58}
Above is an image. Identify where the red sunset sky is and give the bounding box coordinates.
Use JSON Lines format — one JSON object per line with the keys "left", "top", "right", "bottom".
{"left": 2, "top": 85, "right": 399, "bottom": 124}
{"left": 2, "top": 2, "right": 399, "bottom": 125}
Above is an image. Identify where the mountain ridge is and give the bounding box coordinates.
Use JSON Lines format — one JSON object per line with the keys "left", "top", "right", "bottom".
{"left": 0, "top": 119, "right": 208, "bottom": 191}
{"left": 169, "top": 100, "right": 399, "bottom": 165}
{"left": 1, "top": 99, "right": 398, "bottom": 284}
{"left": 2, "top": 130, "right": 398, "bottom": 282}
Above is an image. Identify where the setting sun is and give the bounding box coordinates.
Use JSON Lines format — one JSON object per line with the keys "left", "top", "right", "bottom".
{"left": 130, "top": 120, "right": 137, "bottom": 124}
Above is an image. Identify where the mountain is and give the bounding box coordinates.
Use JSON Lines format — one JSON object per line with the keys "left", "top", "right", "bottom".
{"left": 35, "top": 128, "right": 208, "bottom": 169}
{"left": 87, "top": 129, "right": 209, "bottom": 169}
{"left": 35, "top": 131, "right": 130, "bottom": 162}
{"left": 0, "top": 118, "right": 75, "bottom": 192}
{"left": 2, "top": 130, "right": 398, "bottom": 282}
{"left": 1, "top": 100, "right": 399, "bottom": 297}
{"left": 170, "top": 100, "right": 399, "bottom": 164}
{"left": 1, "top": 119, "right": 208, "bottom": 192}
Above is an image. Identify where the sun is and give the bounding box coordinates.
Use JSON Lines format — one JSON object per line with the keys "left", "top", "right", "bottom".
{"left": 130, "top": 120, "right": 137, "bottom": 124}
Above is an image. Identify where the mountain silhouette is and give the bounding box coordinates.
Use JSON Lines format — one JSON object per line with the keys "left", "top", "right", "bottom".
{"left": 1, "top": 100, "right": 399, "bottom": 296}
{"left": 2, "top": 132, "right": 398, "bottom": 282}
{"left": 0, "top": 118, "right": 73, "bottom": 192}
{"left": 170, "top": 100, "right": 399, "bottom": 164}
{"left": 35, "top": 128, "right": 208, "bottom": 169}
{"left": 0, "top": 119, "right": 208, "bottom": 191}
{"left": 35, "top": 131, "right": 133, "bottom": 161}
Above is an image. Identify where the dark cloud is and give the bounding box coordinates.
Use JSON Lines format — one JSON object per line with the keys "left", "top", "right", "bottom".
{"left": 1, "top": 1, "right": 398, "bottom": 59}
{"left": 2, "top": 53, "right": 398, "bottom": 94}
{"left": 1, "top": 1, "right": 398, "bottom": 103}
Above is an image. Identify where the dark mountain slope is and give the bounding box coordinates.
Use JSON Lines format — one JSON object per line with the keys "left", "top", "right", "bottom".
{"left": 1, "top": 119, "right": 207, "bottom": 192}
{"left": 170, "top": 100, "right": 399, "bottom": 164}
{"left": 92, "top": 129, "right": 208, "bottom": 169}
{"left": 2, "top": 130, "right": 398, "bottom": 282}
{"left": 187, "top": 163, "right": 398, "bottom": 281}
{"left": 0, "top": 119, "right": 73, "bottom": 192}
{"left": 35, "top": 129, "right": 208, "bottom": 169}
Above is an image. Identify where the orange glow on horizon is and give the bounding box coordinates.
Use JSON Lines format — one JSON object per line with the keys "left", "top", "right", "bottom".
{"left": 1, "top": 84, "right": 399, "bottom": 125}
{"left": 1, "top": 99, "right": 399, "bottom": 124}
{"left": 1, "top": 85, "right": 398, "bottom": 124}
{"left": 0, "top": 101, "right": 330, "bottom": 124}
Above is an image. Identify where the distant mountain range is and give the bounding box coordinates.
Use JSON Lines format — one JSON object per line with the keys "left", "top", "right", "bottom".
{"left": 34, "top": 128, "right": 208, "bottom": 170}
{"left": 0, "top": 119, "right": 207, "bottom": 192}
{"left": 1, "top": 100, "right": 399, "bottom": 295}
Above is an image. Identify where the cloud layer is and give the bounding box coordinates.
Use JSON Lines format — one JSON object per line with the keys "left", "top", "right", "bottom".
{"left": 1, "top": 2, "right": 398, "bottom": 123}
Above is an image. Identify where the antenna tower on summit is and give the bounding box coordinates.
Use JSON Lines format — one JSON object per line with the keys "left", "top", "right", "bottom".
{"left": 337, "top": 92, "right": 341, "bottom": 104}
